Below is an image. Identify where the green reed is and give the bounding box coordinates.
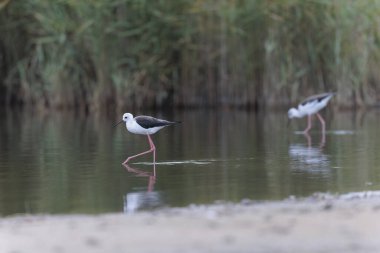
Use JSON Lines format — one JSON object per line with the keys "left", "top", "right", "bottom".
{"left": 0, "top": 0, "right": 380, "bottom": 110}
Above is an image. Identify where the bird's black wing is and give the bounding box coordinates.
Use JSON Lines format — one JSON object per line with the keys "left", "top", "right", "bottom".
{"left": 135, "top": 116, "right": 177, "bottom": 129}
{"left": 300, "top": 92, "right": 335, "bottom": 106}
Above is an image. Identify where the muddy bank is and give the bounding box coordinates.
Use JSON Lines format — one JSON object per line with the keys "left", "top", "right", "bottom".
{"left": 1, "top": 192, "right": 380, "bottom": 253}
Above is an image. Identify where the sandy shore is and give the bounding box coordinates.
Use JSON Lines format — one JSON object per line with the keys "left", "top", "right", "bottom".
{"left": 1, "top": 192, "right": 380, "bottom": 253}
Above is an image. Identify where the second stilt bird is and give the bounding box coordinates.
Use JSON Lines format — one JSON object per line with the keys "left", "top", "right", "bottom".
{"left": 288, "top": 92, "right": 335, "bottom": 133}
{"left": 115, "top": 113, "right": 180, "bottom": 164}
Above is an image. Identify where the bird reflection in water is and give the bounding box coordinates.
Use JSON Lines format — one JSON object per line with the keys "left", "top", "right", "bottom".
{"left": 303, "top": 130, "right": 325, "bottom": 148}
{"left": 122, "top": 164, "right": 163, "bottom": 214}
{"left": 289, "top": 131, "right": 330, "bottom": 175}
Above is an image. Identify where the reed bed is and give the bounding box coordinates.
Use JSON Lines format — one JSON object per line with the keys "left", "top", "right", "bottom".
{"left": 1, "top": 0, "right": 380, "bottom": 110}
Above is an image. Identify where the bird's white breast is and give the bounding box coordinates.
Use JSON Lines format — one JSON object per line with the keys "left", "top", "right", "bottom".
{"left": 126, "top": 121, "right": 164, "bottom": 135}
{"left": 298, "top": 99, "right": 329, "bottom": 116}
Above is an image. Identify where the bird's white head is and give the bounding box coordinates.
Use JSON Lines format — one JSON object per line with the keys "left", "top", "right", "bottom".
{"left": 288, "top": 108, "right": 302, "bottom": 119}
{"left": 122, "top": 113, "right": 133, "bottom": 122}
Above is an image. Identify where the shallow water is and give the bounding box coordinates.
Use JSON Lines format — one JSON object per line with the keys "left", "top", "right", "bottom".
{"left": 0, "top": 109, "right": 379, "bottom": 215}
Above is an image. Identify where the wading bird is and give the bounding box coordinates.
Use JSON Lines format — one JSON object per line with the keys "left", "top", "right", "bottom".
{"left": 288, "top": 92, "right": 335, "bottom": 133}
{"left": 114, "top": 113, "right": 180, "bottom": 164}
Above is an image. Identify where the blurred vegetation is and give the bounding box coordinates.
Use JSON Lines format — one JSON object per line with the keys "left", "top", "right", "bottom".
{"left": 1, "top": 0, "right": 380, "bottom": 110}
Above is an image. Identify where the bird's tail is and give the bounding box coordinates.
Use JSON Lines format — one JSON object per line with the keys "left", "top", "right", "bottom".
{"left": 163, "top": 120, "right": 181, "bottom": 126}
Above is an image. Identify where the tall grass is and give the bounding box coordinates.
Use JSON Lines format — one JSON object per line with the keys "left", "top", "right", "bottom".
{"left": 1, "top": 0, "right": 380, "bottom": 110}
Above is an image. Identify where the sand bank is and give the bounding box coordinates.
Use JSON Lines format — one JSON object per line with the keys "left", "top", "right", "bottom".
{"left": 1, "top": 192, "right": 380, "bottom": 253}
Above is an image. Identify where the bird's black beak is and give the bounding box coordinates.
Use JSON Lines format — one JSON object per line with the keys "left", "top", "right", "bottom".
{"left": 113, "top": 120, "right": 124, "bottom": 127}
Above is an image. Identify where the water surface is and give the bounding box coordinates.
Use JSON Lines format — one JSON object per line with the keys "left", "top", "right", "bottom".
{"left": 0, "top": 109, "right": 379, "bottom": 215}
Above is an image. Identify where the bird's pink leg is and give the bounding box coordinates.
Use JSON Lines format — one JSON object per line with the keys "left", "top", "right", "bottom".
{"left": 123, "top": 135, "right": 156, "bottom": 164}
{"left": 147, "top": 134, "right": 156, "bottom": 150}
{"left": 316, "top": 113, "right": 325, "bottom": 130}
{"left": 147, "top": 135, "right": 157, "bottom": 168}
{"left": 316, "top": 113, "right": 326, "bottom": 141}
{"left": 303, "top": 115, "right": 312, "bottom": 133}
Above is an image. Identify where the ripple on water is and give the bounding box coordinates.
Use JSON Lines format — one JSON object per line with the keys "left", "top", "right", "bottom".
{"left": 133, "top": 157, "right": 257, "bottom": 166}
{"left": 294, "top": 130, "right": 355, "bottom": 135}
{"left": 133, "top": 160, "right": 213, "bottom": 166}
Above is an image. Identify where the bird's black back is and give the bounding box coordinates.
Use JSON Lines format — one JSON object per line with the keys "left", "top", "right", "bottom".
{"left": 300, "top": 92, "right": 335, "bottom": 106}
{"left": 135, "top": 116, "right": 178, "bottom": 129}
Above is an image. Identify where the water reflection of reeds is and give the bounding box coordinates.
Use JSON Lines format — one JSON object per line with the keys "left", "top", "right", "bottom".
{"left": 0, "top": 110, "right": 379, "bottom": 215}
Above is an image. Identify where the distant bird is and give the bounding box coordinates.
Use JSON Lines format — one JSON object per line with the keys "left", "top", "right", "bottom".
{"left": 115, "top": 113, "right": 180, "bottom": 164}
{"left": 288, "top": 92, "right": 335, "bottom": 133}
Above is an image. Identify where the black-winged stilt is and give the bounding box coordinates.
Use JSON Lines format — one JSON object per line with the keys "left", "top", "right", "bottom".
{"left": 115, "top": 113, "right": 180, "bottom": 164}
{"left": 288, "top": 92, "right": 335, "bottom": 133}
